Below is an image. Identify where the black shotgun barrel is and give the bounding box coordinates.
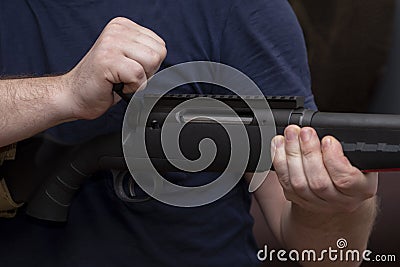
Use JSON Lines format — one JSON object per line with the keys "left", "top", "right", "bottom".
{"left": 310, "top": 112, "right": 400, "bottom": 171}
{"left": 25, "top": 95, "right": 400, "bottom": 222}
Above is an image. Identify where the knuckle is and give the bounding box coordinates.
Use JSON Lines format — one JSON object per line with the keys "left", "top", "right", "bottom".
{"left": 152, "top": 50, "right": 162, "bottom": 63}
{"left": 301, "top": 148, "right": 316, "bottom": 159}
{"left": 323, "top": 155, "right": 337, "bottom": 169}
{"left": 101, "top": 33, "right": 115, "bottom": 45}
{"left": 159, "top": 38, "right": 167, "bottom": 47}
{"left": 93, "top": 50, "right": 111, "bottom": 67}
{"left": 291, "top": 178, "right": 308, "bottom": 193}
{"left": 334, "top": 176, "right": 353, "bottom": 190}
{"left": 133, "top": 66, "right": 145, "bottom": 79}
{"left": 134, "top": 30, "right": 145, "bottom": 40}
{"left": 146, "top": 48, "right": 162, "bottom": 65}
{"left": 95, "top": 47, "right": 115, "bottom": 64}
{"left": 130, "top": 64, "right": 146, "bottom": 83}
{"left": 160, "top": 45, "right": 167, "bottom": 59}
{"left": 309, "top": 179, "right": 329, "bottom": 193}
{"left": 110, "top": 16, "right": 130, "bottom": 25}
{"left": 272, "top": 151, "right": 285, "bottom": 163}
{"left": 273, "top": 161, "right": 285, "bottom": 172}
{"left": 100, "top": 34, "right": 115, "bottom": 47}
{"left": 333, "top": 167, "right": 360, "bottom": 189}
{"left": 348, "top": 166, "right": 361, "bottom": 177}
{"left": 286, "top": 149, "right": 301, "bottom": 159}
{"left": 106, "top": 21, "right": 123, "bottom": 33}
{"left": 278, "top": 175, "right": 291, "bottom": 189}
{"left": 272, "top": 157, "right": 287, "bottom": 173}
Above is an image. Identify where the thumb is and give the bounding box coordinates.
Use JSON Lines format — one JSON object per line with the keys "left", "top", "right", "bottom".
{"left": 321, "top": 136, "right": 378, "bottom": 198}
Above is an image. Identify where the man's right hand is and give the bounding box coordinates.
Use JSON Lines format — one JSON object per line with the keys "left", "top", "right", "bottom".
{"left": 0, "top": 17, "right": 166, "bottom": 147}
{"left": 61, "top": 17, "right": 167, "bottom": 120}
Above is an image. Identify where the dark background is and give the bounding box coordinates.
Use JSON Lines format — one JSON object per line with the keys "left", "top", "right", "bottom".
{"left": 251, "top": 1, "right": 400, "bottom": 266}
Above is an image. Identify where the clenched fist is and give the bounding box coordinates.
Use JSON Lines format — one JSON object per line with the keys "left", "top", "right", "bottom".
{"left": 63, "top": 17, "right": 167, "bottom": 120}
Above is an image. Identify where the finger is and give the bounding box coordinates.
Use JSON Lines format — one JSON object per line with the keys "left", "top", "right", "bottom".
{"left": 272, "top": 136, "right": 306, "bottom": 205}
{"left": 110, "top": 17, "right": 166, "bottom": 46}
{"left": 114, "top": 28, "right": 166, "bottom": 55}
{"left": 273, "top": 134, "right": 334, "bottom": 212}
{"left": 284, "top": 126, "right": 309, "bottom": 196}
{"left": 107, "top": 56, "right": 147, "bottom": 91}
{"left": 115, "top": 40, "right": 164, "bottom": 78}
{"left": 120, "top": 28, "right": 167, "bottom": 60}
{"left": 100, "top": 18, "right": 167, "bottom": 78}
{"left": 299, "top": 128, "right": 352, "bottom": 203}
{"left": 136, "top": 26, "right": 166, "bottom": 47}
{"left": 271, "top": 135, "right": 291, "bottom": 191}
{"left": 132, "top": 34, "right": 167, "bottom": 64}
{"left": 322, "top": 136, "right": 378, "bottom": 199}
{"left": 285, "top": 126, "right": 333, "bottom": 208}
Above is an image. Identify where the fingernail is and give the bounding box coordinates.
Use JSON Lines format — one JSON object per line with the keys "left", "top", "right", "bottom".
{"left": 275, "top": 136, "right": 283, "bottom": 148}
{"left": 323, "top": 137, "right": 332, "bottom": 149}
{"left": 285, "top": 129, "right": 297, "bottom": 141}
{"left": 300, "top": 129, "right": 312, "bottom": 143}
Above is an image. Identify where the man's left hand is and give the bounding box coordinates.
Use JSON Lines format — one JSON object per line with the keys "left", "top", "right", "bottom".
{"left": 271, "top": 125, "right": 378, "bottom": 214}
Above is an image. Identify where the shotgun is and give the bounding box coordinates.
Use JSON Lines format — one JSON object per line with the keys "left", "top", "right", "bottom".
{"left": 13, "top": 91, "right": 400, "bottom": 221}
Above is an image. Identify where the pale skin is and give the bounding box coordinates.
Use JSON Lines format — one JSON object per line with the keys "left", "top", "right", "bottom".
{"left": 0, "top": 17, "right": 377, "bottom": 266}
{"left": 248, "top": 126, "right": 377, "bottom": 267}
{"left": 0, "top": 17, "right": 167, "bottom": 147}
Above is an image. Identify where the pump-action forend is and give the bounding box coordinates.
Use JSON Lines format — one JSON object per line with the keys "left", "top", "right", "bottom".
{"left": 26, "top": 94, "right": 400, "bottom": 221}
{"left": 140, "top": 93, "right": 400, "bottom": 172}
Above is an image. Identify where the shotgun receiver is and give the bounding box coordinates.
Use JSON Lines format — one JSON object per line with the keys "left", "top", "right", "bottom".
{"left": 22, "top": 93, "right": 400, "bottom": 221}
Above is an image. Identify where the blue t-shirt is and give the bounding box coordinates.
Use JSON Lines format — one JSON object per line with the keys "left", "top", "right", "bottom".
{"left": 0, "top": 1, "right": 316, "bottom": 266}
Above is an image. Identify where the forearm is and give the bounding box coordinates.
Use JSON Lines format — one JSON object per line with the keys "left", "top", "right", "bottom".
{"left": 251, "top": 171, "right": 377, "bottom": 267}
{"left": 0, "top": 18, "right": 167, "bottom": 148}
{"left": 281, "top": 197, "right": 377, "bottom": 266}
{"left": 0, "top": 75, "right": 74, "bottom": 146}
{"left": 255, "top": 126, "right": 380, "bottom": 266}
